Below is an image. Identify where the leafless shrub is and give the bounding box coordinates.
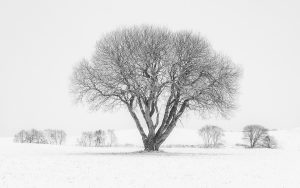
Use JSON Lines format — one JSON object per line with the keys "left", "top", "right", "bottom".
{"left": 77, "top": 131, "right": 94, "bottom": 147}
{"left": 14, "top": 129, "right": 47, "bottom": 144}
{"left": 199, "top": 125, "right": 224, "bottom": 148}
{"left": 14, "top": 130, "right": 29, "bottom": 143}
{"left": 44, "top": 129, "right": 67, "bottom": 145}
{"left": 71, "top": 25, "right": 241, "bottom": 151}
{"left": 77, "top": 130, "right": 107, "bottom": 147}
{"left": 32, "top": 129, "right": 47, "bottom": 144}
{"left": 261, "top": 135, "right": 277, "bottom": 149}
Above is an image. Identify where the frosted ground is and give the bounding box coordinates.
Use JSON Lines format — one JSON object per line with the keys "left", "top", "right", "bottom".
{"left": 1, "top": 128, "right": 300, "bottom": 188}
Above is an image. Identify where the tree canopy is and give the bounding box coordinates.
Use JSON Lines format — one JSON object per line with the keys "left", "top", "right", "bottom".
{"left": 71, "top": 25, "right": 241, "bottom": 151}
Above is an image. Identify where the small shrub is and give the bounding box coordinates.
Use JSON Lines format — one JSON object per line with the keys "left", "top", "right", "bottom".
{"left": 44, "top": 129, "right": 67, "bottom": 145}
{"left": 77, "top": 131, "right": 94, "bottom": 147}
{"left": 261, "top": 135, "right": 277, "bottom": 149}
{"left": 199, "top": 125, "right": 224, "bottom": 148}
{"left": 77, "top": 129, "right": 118, "bottom": 147}
{"left": 94, "top": 130, "right": 106, "bottom": 147}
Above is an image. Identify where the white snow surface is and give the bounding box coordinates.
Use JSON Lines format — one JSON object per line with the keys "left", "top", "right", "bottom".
{"left": 1, "top": 128, "right": 300, "bottom": 188}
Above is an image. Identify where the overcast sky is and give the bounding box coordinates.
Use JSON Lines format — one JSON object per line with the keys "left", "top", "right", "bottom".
{"left": 0, "top": 0, "right": 299, "bottom": 137}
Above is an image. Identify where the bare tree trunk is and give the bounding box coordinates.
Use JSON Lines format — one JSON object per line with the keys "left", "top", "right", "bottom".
{"left": 143, "top": 138, "right": 160, "bottom": 151}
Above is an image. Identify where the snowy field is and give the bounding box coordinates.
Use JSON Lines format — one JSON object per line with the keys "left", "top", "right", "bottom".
{"left": 1, "top": 129, "right": 300, "bottom": 188}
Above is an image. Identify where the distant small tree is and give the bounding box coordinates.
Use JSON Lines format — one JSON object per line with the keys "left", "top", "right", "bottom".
{"left": 243, "top": 125, "right": 268, "bottom": 148}
{"left": 56, "top": 130, "right": 67, "bottom": 145}
{"left": 44, "top": 129, "right": 55, "bottom": 144}
{"left": 44, "top": 129, "right": 67, "bottom": 145}
{"left": 14, "top": 130, "right": 28, "bottom": 143}
{"left": 107, "top": 129, "right": 117, "bottom": 146}
{"left": 199, "top": 125, "right": 224, "bottom": 148}
{"left": 94, "top": 130, "right": 106, "bottom": 147}
{"left": 33, "top": 129, "right": 47, "bottom": 144}
{"left": 77, "top": 131, "right": 94, "bottom": 147}
{"left": 25, "top": 129, "right": 35, "bottom": 143}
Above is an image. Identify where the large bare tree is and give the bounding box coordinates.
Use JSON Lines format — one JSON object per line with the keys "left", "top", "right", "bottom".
{"left": 71, "top": 25, "right": 241, "bottom": 151}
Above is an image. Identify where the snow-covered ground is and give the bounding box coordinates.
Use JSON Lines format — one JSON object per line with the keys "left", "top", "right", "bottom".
{"left": 1, "top": 128, "right": 300, "bottom": 188}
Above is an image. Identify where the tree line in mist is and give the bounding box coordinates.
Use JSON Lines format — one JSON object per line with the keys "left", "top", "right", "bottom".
{"left": 13, "top": 129, "right": 118, "bottom": 147}
{"left": 13, "top": 125, "right": 277, "bottom": 149}
{"left": 14, "top": 129, "right": 66, "bottom": 145}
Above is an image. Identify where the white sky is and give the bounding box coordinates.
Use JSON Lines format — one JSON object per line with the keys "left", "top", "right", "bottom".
{"left": 0, "top": 0, "right": 300, "bottom": 137}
